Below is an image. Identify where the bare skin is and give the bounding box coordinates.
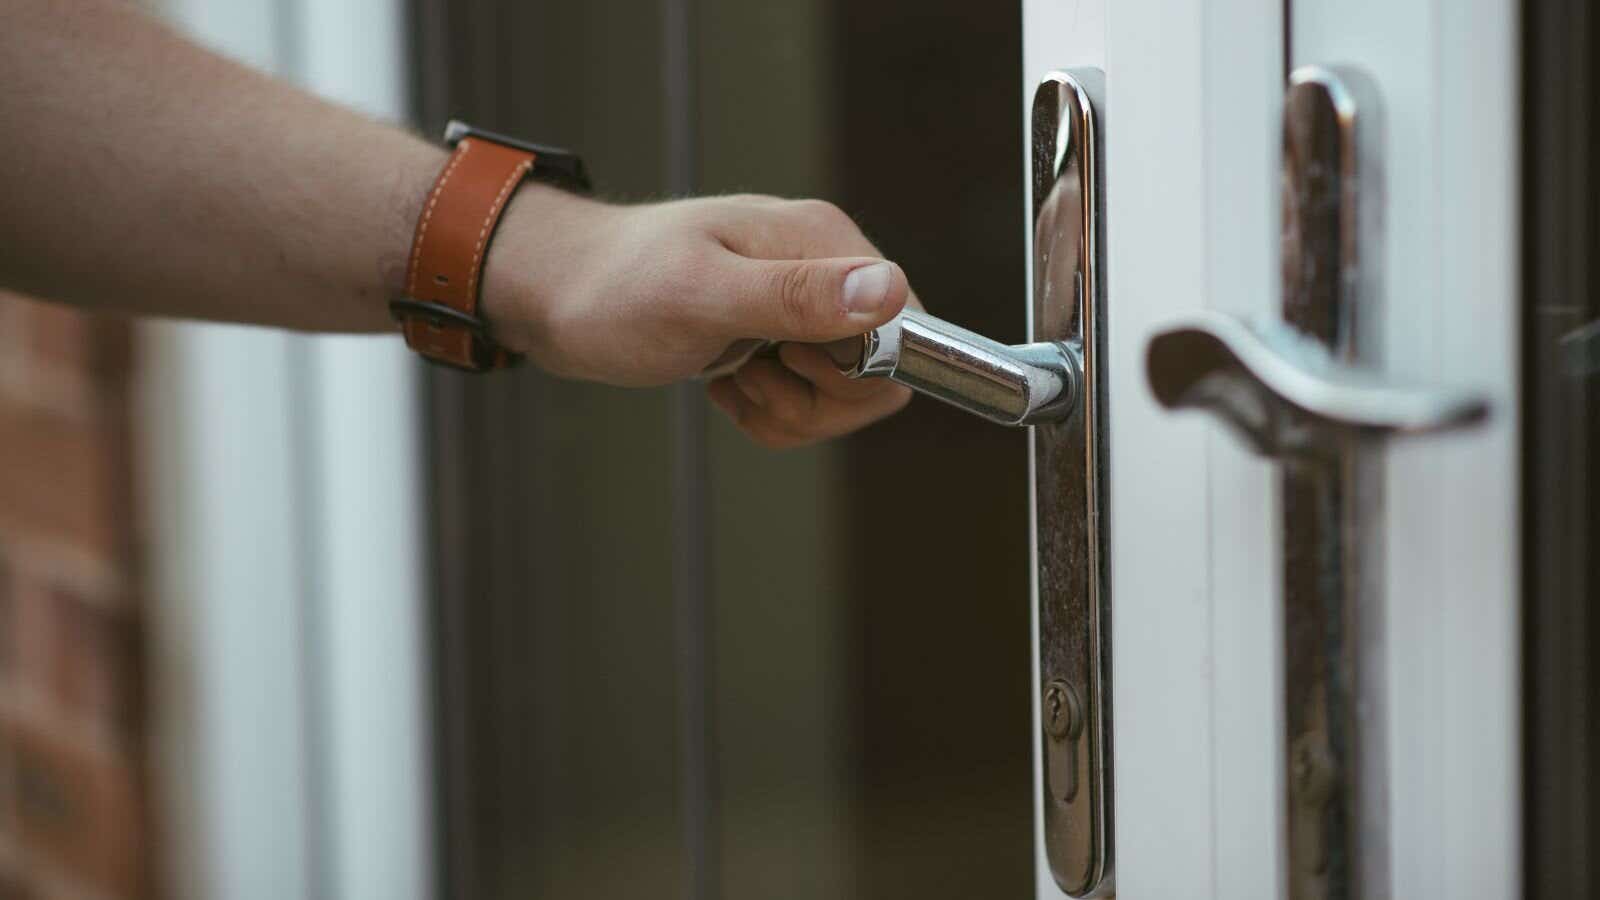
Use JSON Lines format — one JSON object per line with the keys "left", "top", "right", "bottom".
{"left": 0, "top": 0, "right": 914, "bottom": 448}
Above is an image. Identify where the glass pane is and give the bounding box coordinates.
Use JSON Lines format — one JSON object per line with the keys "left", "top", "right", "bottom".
{"left": 1523, "top": 2, "right": 1599, "bottom": 893}
{"left": 420, "top": 2, "right": 1033, "bottom": 897}
{"left": 417, "top": 2, "right": 687, "bottom": 897}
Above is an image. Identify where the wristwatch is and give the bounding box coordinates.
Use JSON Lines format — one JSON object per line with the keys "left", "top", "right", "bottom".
{"left": 391, "top": 121, "right": 590, "bottom": 371}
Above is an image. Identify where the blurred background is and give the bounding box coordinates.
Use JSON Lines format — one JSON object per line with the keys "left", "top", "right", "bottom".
{"left": 0, "top": 0, "right": 1035, "bottom": 898}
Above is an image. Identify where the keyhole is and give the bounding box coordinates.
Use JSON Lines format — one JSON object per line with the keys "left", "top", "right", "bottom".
{"left": 1043, "top": 680, "right": 1084, "bottom": 804}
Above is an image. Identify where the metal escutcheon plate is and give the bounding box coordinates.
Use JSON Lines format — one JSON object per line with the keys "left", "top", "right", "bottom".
{"left": 1031, "top": 69, "right": 1112, "bottom": 897}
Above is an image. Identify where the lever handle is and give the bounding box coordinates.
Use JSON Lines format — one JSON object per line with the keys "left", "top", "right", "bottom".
{"left": 1145, "top": 311, "right": 1488, "bottom": 456}
{"left": 827, "top": 308, "right": 1080, "bottom": 427}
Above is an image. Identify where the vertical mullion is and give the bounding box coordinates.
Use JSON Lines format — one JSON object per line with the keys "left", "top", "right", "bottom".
{"left": 409, "top": 4, "right": 483, "bottom": 898}
{"left": 663, "top": 0, "right": 720, "bottom": 898}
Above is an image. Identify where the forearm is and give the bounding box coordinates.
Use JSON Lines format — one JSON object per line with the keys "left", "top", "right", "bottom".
{"left": 0, "top": 0, "right": 445, "bottom": 331}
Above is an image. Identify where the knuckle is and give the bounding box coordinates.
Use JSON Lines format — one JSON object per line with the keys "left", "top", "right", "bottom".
{"left": 773, "top": 264, "right": 819, "bottom": 332}
{"left": 680, "top": 196, "right": 736, "bottom": 230}
{"left": 727, "top": 192, "right": 781, "bottom": 206}
{"left": 790, "top": 198, "right": 852, "bottom": 230}
{"left": 766, "top": 396, "right": 810, "bottom": 430}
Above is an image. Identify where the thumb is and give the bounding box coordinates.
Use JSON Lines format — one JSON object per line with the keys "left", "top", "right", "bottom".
{"left": 734, "top": 257, "right": 909, "bottom": 343}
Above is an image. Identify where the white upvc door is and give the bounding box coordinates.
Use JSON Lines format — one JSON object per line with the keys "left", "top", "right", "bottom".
{"left": 1023, "top": 0, "right": 1520, "bottom": 897}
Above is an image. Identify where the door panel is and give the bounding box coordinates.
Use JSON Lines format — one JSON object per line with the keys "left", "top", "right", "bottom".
{"left": 1104, "top": 0, "right": 1287, "bottom": 891}
{"left": 1193, "top": 6, "right": 1284, "bottom": 896}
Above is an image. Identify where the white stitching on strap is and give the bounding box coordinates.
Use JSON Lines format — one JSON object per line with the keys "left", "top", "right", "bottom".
{"left": 466, "top": 158, "right": 534, "bottom": 305}
{"left": 406, "top": 139, "right": 473, "bottom": 298}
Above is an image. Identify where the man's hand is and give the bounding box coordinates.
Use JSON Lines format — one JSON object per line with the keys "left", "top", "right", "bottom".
{"left": 482, "top": 190, "right": 916, "bottom": 448}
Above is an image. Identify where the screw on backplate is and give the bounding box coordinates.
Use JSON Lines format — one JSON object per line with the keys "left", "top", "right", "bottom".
{"left": 1043, "top": 680, "right": 1085, "bottom": 741}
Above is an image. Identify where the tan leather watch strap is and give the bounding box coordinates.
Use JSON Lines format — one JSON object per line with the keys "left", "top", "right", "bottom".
{"left": 397, "top": 136, "right": 534, "bottom": 371}
{"left": 394, "top": 123, "right": 588, "bottom": 370}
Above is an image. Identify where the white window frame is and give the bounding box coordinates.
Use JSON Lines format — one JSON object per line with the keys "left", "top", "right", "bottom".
{"left": 141, "top": 1, "right": 433, "bottom": 897}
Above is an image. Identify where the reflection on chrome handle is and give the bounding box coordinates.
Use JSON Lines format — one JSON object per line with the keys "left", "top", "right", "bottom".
{"left": 827, "top": 308, "right": 1080, "bottom": 427}
{"left": 1145, "top": 312, "right": 1488, "bottom": 456}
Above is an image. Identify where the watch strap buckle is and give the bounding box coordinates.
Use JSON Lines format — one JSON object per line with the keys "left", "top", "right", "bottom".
{"left": 388, "top": 297, "right": 525, "bottom": 372}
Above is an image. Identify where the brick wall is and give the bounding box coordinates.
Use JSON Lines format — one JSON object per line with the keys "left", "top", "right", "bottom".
{"left": 0, "top": 293, "right": 152, "bottom": 899}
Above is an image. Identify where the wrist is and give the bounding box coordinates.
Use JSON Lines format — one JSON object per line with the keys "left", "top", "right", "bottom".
{"left": 382, "top": 140, "right": 452, "bottom": 313}
{"left": 478, "top": 183, "right": 619, "bottom": 358}
{"left": 389, "top": 121, "right": 597, "bottom": 371}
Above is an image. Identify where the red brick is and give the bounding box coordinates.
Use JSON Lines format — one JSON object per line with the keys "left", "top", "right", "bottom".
{"left": 4, "top": 580, "right": 139, "bottom": 742}
{"left": 0, "top": 867, "right": 32, "bottom": 900}
{"left": 0, "top": 558, "right": 12, "bottom": 681}
{"left": 51, "top": 597, "right": 142, "bottom": 739}
{"left": 6, "top": 584, "right": 51, "bottom": 703}
{"left": 8, "top": 298, "right": 131, "bottom": 383}
{"left": 0, "top": 405, "right": 129, "bottom": 562}
{"left": 16, "top": 302, "right": 93, "bottom": 376}
{"left": 3, "top": 720, "right": 148, "bottom": 898}
{"left": 0, "top": 292, "right": 148, "bottom": 900}
{"left": 0, "top": 714, "right": 13, "bottom": 843}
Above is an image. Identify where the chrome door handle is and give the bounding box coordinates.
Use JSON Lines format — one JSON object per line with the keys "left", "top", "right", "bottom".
{"left": 1145, "top": 67, "right": 1488, "bottom": 900}
{"left": 825, "top": 308, "right": 1079, "bottom": 426}
{"left": 1146, "top": 312, "right": 1487, "bottom": 453}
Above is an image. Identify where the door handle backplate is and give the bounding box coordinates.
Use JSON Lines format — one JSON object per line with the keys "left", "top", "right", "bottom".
{"left": 1030, "top": 68, "right": 1112, "bottom": 898}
